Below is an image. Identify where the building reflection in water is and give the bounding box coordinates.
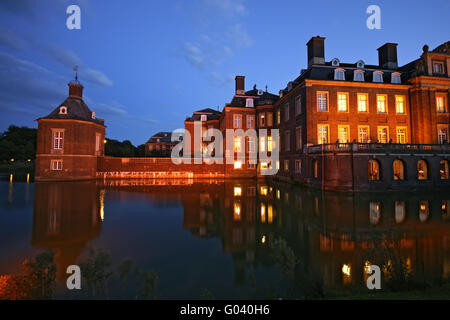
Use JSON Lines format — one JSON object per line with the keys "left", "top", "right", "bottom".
{"left": 31, "top": 178, "right": 450, "bottom": 291}
{"left": 32, "top": 181, "right": 102, "bottom": 279}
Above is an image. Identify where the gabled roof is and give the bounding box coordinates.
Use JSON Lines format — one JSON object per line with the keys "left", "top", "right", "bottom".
{"left": 186, "top": 107, "right": 222, "bottom": 121}
{"left": 38, "top": 96, "right": 105, "bottom": 125}
{"left": 147, "top": 131, "right": 181, "bottom": 144}
{"left": 227, "top": 87, "right": 279, "bottom": 108}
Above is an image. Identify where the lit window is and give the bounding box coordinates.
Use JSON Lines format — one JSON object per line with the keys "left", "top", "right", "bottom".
{"left": 417, "top": 160, "right": 428, "bottom": 180}
{"left": 91, "top": 112, "right": 96, "bottom": 119}
{"left": 53, "top": 130, "right": 64, "bottom": 150}
{"left": 200, "top": 114, "right": 207, "bottom": 121}
{"left": 313, "top": 160, "right": 319, "bottom": 178}
{"left": 354, "top": 70, "right": 364, "bottom": 82}
{"left": 267, "top": 136, "right": 272, "bottom": 152}
{"left": 318, "top": 125, "right": 329, "bottom": 144}
{"left": 246, "top": 115, "right": 254, "bottom": 129}
{"left": 357, "top": 94, "right": 368, "bottom": 112}
{"left": 368, "top": 160, "right": 380, "bottom": 180}
{"left": 338, "top": 125, "right": 350, "bottom": 143}
{"left": 233, "top": 114, "right": 242, "bottom": 128}
{"left": 285, "top": 131, "right": 290, "bottom": 151}
{"left": 284, "top": 160, "right": 289, "bottom": 171}
{"left": 358, "top": 126, "right": 369, "bottom": 143}
{"left": 259, "top": 137, "right": 266, "bottom": 152}
{"left": 436, "top": 95, "right": 446, "bottom": 113}
{"left": 234, "top": 161, "right": 242, "bottom": 169}
{"left": 234, "top": 137, "right": 241, "bottom": 152}
{"left": 276, "top": 110, "right": 280, "bottom": 124}
{"left": 295, "top": 95, "right": 302, "bottom": 115}
{"left": 391, "top": 72, "right": 401, "bottom": 84}
{"left": 396, "top": 127, "right": 407, "bottom": 144}
{"left": 337, "top": 93, "right": 348, "bottom": 112}
{"left": 395, "top": 96, "right": 405, "bottom": 114}
{"left": 419, "top": 201, "right": 429, "bottom": 222}
{"left": 373, "top": 71, "right": 383, "bottom": 83}
{"left": 433, "top": 61, "right": 445, "bottom": 74}
{"left": 393, "top": 160, "right": 405, "bottom": 180}
{"left": 234, "top": 187, "right": 242, "bottom": 196}
{"left": 284, "top": 103, "right": 290, "bottom": 121}
{"left": 95, "top": 133, "right": 101, "bottom": 153}
{"left": 377, "top": 95, "right": 387, "bottom": 113}
{"left": 377, "top": 126, "right": 389, "bottom": 143}
{"left": 246, "top": 98, "right": 254, "bottom": 107}
{"left": 233, "top": 201, "right": 241, "bottom": 221}
{"left": 296, "top": 127, "right": 302, "bottom": 150}
{"left": 317, "top": 92, "right": 328, "bottom": 111}
{"left": 50, "top": 159, "right": 63, "bottom": 171}
{"left": 438, "top": 127, "right": 448, "bottom": 144}
{"left": 334, "top": 68, "right": 345, "bottom": 80}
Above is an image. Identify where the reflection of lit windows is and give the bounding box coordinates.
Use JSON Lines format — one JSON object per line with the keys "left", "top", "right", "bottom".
{"left": 268, "top": 136, "right": 272, "bottom": 152}
{"left": 368, "top": 159, "right": 380, "bottom": 180}
{"left": 234, "top": 137, "right": 241, "bottom": 152}
{"left": 267, "top": 205, "right": 273, "bottom": 224}
{"left": 395, "top": 201, "right": 406, "bottom": 223}
{"left": 441, "top": 160, "right": 450, "bottom": 180}
{"left": 393, "top": 160, "right": 404, "bottom": 180}
{"left": 320, "top": 234, "right": 333, "bottom": 251}
{"left": 260, "top": 186, "right": 268, "bottom": 196}
{"left": 417, "top": 160, "right": 428, "bottom": 180}
{"left": 260, "top": 137, "right": 266, "bottom": 152}
{"left": 342, "top": 264, "right": 352, "bottom": 285}
{"left": 369, "top": 202, "right": 381, "bottom": 224}
{"left": 442, "top": 201, "right": 450, "bottom": 221}
{"left": 419, "top": 200, "right": 429, "bottom": 222}
{"left": 261, "top": 235, "right": 266, "bottom": 244}
{"left": 234, "top": 186, "right": 242, "bottom": 196}
{"left": 260, "top": 203, "right": 266, "bottom": 223}
{"left": 234, "top": 161, "right": 242, "bottom": 169}
{"left": 233, "top": 201, "right": 241, "bottom": 221}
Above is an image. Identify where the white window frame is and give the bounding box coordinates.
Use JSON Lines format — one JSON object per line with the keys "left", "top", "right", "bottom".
{"left": 373, "top": 71, "right": 384, "bottom": 83}
{"left": 334, "top": 68, "right": 345, "bottom": 81}
{"left": 53, "top": 130, "right": 64, "bottom": 150}
{"left": 50, "top": 159, "right": 63, "bottom": 171}
{"left": 295, "top": 95, "right": 302, "bottom": 115}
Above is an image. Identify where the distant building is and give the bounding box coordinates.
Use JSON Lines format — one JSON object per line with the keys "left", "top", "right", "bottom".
{"left": 145, "top": 131, "right": 181, "bottom": 156}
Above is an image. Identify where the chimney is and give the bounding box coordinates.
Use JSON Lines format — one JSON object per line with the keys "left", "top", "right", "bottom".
{"left": 306, "top": 36, "right": 325, "bottom": 67}
{"left": 235, "top": 75, "right": 245, "bottom": 95}
{"left": 377, "top": 43, "right": 398, "bottom": 69}
{"left": 68, "top": 82, "right": 83, "bottom": 98}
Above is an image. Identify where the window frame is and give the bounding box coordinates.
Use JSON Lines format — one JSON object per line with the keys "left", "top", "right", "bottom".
{"left": 52, "top": 129, "right": 64, "bottom": 150}
{"left": 436, "top": 93, "right": 447, "bottom": 113}
{"left": 246, "top": 115, "right": 255, "bottom": 129}
{"left": 377, "top": 126, "right": 389, "bottom": 143}
{"left": 337, "top": 92, "right": 349, "bottom": 113}
{"left": 295, "top": 95, "right": 302, "bottom": 115}
{"left": 233, "top": 114, "right": 242, "bottom": 129}
{"left": 396, "top": 126, "right": 407, "bottom": 144}
{"left": 50, "top": 159, "right": 63, "bottom": 171}
{"left": 317, "top": 124, "right": 330, "bottom": 144}
{"left": 317, "top": 91, "right": 329, "bottom": 112}
{"left": 395, "top": 95, "right": 406, "bottom": 114}
{"left": 373, "top": 71, "right": 384, "bottom": 83}
{"left": 284, "top": 103, "right": 290, "bottom": 122}
{"left": 376, "top": 94, "right": 388, "bottom": 114}
{"left": 334, "top": 68, "right": 345, "bottom": 81}
{"left": 357, "top": 93, "right": 369, "bottom": 113}
{"left": 285, "top": 130, "right": 290, "bottom": 151}
{"left": 296, "top": 126, "right": 302, "bottom": 150}
{"left": 358, "top": 125, "right": 370, "bottom": 143}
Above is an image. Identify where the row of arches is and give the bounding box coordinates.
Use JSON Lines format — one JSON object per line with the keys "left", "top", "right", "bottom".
{"left": 368, "top": 159, "right": 449, "bottom": 181}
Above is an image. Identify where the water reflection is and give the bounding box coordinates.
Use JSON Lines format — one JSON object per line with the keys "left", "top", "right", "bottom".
{"left": 13, "top": 179, "right": 450, "bottom": 296}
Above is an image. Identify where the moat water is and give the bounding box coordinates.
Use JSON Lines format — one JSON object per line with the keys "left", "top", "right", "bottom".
{"left": 1, "top": 174, "right": 450, "bottom": 299}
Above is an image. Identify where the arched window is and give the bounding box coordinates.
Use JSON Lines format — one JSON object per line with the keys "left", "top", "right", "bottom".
{"left": 417, "top": 160, "right": 428, "bottom": 180}
{"left": 313, "top": 159, "right": 319, "bottom": 178}
{"left": 59, "top": 106, "right": 67, "bottom": 114}
{"left": 368, "top": 159, "right": 380, "bottom": 180}
{"left": 393, "top": 160, "right": 405, "bottom": 180}
{"left": 369, "top": 202, "right": 381, "bottom": 225}
{"left": 440, "top": 160, "right": 449, "bottom": 180}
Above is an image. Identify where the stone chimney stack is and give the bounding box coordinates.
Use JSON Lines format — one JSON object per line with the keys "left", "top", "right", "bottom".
{"left": 377, "top": 43, "right": 398, "bottom": 69}
{"left": 235, "top": 75, "right": 245, "bottom": 95}
{"left": 68, "top": 82, "right": 84, "bottom": 99}
{"left": 306, "top": 36, "right": 325, "bottom": 67}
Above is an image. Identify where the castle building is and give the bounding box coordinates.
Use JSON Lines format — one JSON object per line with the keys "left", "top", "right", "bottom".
{"left": 35, "top": 80, "right": 105, "bottom": 181}
{"left": 145, "top": 131, "right": 181, "bottom": 156}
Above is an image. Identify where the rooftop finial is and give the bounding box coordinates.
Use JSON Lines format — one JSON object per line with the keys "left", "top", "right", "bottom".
{"left": 265, "top": 85, "right": 268, "bottom": 92}
{"left": 73, "top": 65, "right": 78, "bottom": 81}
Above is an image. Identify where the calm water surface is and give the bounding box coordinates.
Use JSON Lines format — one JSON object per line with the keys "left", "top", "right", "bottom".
{"left": 1, "top": 175, "right": 450, "bottom": 299}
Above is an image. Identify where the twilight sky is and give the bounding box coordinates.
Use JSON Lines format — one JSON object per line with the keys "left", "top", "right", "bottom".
{"left": 0, "top": 0, "right": 449, "bottom": 145}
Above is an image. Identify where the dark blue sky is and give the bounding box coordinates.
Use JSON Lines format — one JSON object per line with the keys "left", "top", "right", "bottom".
{"left": 0, "top": 0, "right": 449, "bottom": 145}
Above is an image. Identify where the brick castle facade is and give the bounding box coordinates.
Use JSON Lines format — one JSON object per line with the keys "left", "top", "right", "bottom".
{"left": 35, "top": 36, "right": 450, "bottom": 191}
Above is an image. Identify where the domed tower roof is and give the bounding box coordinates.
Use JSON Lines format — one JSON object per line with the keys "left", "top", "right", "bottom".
{"left": 38, "top": 80, "right": 105, "bottom": 126}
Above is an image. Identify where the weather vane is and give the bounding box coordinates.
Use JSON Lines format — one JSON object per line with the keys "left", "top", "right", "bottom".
{"left": 73, "top": 65, "right": 78, "bottom": 81}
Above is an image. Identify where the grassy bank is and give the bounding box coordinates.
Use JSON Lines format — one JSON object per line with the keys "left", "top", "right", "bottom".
{"left": 0, "top": 161, "right": 34, "bottom": 174}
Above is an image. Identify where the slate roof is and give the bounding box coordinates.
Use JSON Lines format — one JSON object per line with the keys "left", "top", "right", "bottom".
{"left": 228, "top": 87, "right": 279, "bottom": 108}
{"left": 38, "top": 96, "right": 105, "bottom": 125}
{"left": 147, "top": 131, "right": 181, "bottom": 144}
{"left": 186, "top": 107, "right": 222, "bottom": 121}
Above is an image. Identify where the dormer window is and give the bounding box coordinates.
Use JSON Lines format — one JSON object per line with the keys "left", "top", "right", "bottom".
{"left": 353, "top": 70, "right": 365, "bottom": 82}
{"left": 334, "top": 68, "right": 345, "bottom": 81}
{"left": 391, "top": 72, "right": 401, "bottom": 84}
{"left": 373, "top": 71, "right": 384, "bottom": 83}
{"left": 91, "top": 112, "right": 96, "bottom": 119}
{"left": 59, "top": 106, "right": 67, "bottom": 114}
{"left": 433, "top": 61, "right": 445, "bottom": 74}
{"left": 200, "top": 114, "right": 207, "bottom": 121}
{"left": 246, "top": 98, "right": 254, "bottom": 108}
